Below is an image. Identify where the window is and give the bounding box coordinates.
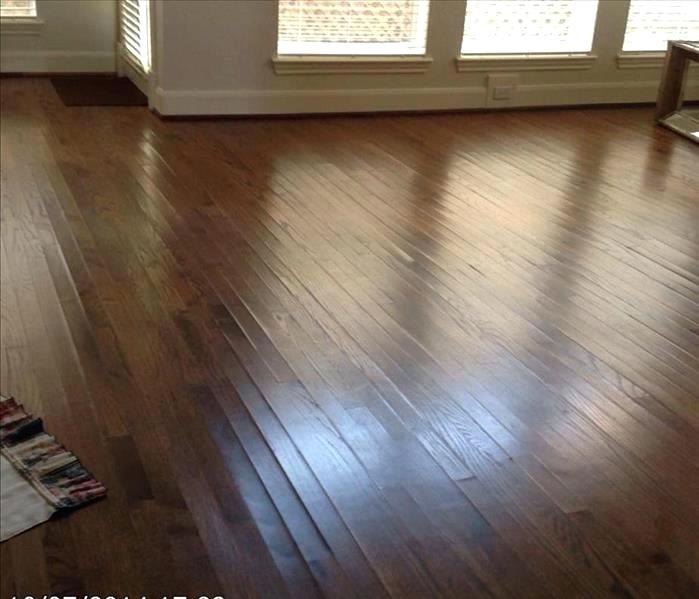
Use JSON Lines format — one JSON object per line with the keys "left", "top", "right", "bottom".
{"left": 622, "top": 1, "right": 699, "bottom": 52}
{"left": 120, "top": 0, "right": 151, "bottom": 72}
{"left": 0, "top": 0, "right": 36, "bottom": 18}
{"left": 461, "top": 0, "right": 599, "bottom": 55}
{"left": 277, "top": 0, "right": 430, "bottom": 55}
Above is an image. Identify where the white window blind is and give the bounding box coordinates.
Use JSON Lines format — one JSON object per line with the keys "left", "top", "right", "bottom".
{"left": 622, "top": 1, "right": 699, "bottom": 52}
{"left": 461, "top": 0, "right": 599, "bottom": 55}
{"left": 120, "top": 0, "right": 151, "bottom": 72}
{"left": 277, "top": 0, "right": 430, "bottom": 55}
{"left": 0, "top": 0, "right": 36, "bottom": 18}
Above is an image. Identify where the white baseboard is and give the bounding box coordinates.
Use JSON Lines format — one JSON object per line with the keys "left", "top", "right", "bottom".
{"left": 154, "top": 85, "right": 486, "bottom": 115}
{"left": 0, "top": 50, "right": 116, "bottom": 73}
{"left": 153, "top": 79, "right": 699, "bottom": 116}
{"left": 495, "top": 80, "right": 699, "bottom": 109}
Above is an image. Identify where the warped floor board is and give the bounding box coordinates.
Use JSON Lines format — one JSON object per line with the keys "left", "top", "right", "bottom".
{"left": 1, "top": 78, "right": 698, "bottom": 598}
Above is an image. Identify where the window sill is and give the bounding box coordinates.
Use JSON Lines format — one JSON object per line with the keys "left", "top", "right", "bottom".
{"left": 456, "top": 53, "right": 597, "bottom": 72}
{"left": 272, "top": 55, "right": 433, "bottom": 75}
{"left": 616, "top": 52, "right": 699, "bottom": 69}
{"left": 0, "top": 17, "right": 43, "bottom": 35}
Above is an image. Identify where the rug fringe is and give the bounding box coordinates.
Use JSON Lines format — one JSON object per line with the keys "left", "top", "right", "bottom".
{"left": 0, "top": 395, "right": 106, "bottom": 510}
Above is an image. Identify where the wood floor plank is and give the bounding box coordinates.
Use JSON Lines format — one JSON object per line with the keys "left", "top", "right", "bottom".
{"left": 1, "top": 78, "right": 697, "bottom": 598}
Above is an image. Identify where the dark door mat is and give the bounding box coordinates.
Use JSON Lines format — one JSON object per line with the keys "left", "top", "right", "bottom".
{"left": 51, "top": 76, "right": 147, "bottom": 107}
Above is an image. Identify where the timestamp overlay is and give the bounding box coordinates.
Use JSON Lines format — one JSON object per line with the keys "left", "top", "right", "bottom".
{"left": 10, "top": 596, "right": 224, "bottom": 599}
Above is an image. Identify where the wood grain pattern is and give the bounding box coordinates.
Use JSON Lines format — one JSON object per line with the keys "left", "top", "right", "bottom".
{"left": 1, "top": 78, "right": 698, "bottom": 598}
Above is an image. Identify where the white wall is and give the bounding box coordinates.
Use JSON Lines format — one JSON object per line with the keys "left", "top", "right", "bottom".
{"left": 2, "top": 0, "right": 696, "bottom": 113}
{"left": 152, "top": 0, "right": 698, "bottom": 116}
{"left": 1, "top": 0, "right": 117, "bottom": 72}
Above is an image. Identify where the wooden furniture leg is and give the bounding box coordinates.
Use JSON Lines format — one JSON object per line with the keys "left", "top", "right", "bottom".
{"left": 655, "top": 42, "right": 690, "bottom": 121}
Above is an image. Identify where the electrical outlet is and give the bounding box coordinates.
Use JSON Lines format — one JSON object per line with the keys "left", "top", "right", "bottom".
{"left": 486, "top": 74, "right": 519, "bottom": 106}
{"left": 492, "top": 85, "right": 514, "bottom": 100}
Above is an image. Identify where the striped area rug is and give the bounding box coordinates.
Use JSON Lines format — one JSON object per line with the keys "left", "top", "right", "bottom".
{"left": 0, "top": 395, "right": 106, "bottom": 541}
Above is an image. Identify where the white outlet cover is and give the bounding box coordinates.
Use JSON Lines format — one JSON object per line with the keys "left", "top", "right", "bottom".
{"left": 493, "top": 85, "right": 513, "bottom": 100}
{"left": 486, "top": 73, "right": 519, "bottom": 105}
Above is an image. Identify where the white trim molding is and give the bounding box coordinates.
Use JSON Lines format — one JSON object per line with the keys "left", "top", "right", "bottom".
{"left": 272, "top": 54, "right": 433, "bottom": 75}
{"left": 617, "top": 52, "right": 699, "bottom": 69}
{"left": 153, "top": 80, "right": 699, "bottom": 116}
{"left": 0, "top": 50, "right": 116, "bottom": 73}
{"left": 515, "top": 80, "right": 698, "bottom": 106}
{"left": 0, "top": 17, "right": 44, "bottom": 35}
{"left": 155, "top": 85, "right": 485, "bottom": 115}
{"left": 456, "top": 53, "right": 597, "bottom": 72}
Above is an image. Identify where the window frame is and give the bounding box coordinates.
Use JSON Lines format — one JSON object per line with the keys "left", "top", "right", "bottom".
{"left": 455, "top": 0, "right": 599, "bottom": 73}
{"left": 617, "top": 50, "right": 699, "bottom": 70}
{"left": 459, "top": 0, "right": 600, "bottom": 56}
{"left": 272, "top": 54, "right": 433, "bottom": 75}
{"left": 617, "top": 0, "right": 699, "bottom": 70}
{"left": 273, "top": 0, "right": 433, "bottom": 75}
{"left": 621, "top": 0, "right": 699, "bottom": 54}
{"left": 456, "top": 53, "right": 597, "bottom": 73}
{"left": 0, "top": 0, "right": 42, "bottom": 35}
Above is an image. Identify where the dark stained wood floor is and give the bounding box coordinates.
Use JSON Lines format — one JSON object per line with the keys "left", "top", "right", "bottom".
{"left": 1, "top": 78, "right": 698, "bottom": 598}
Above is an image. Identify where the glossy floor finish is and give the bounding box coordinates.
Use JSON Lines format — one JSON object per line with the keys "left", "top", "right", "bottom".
{"left": 1, "top": 78, "right": 698, "bottom": 598}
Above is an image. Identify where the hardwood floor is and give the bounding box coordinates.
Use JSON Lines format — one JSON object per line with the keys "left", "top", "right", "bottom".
{"left": 1, "top": 78, "right": 698, "bottom": 598}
